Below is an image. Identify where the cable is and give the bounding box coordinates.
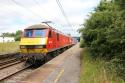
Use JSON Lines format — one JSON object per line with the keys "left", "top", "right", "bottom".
{"left": 33, "top": 0, "right": 48, "bottom": 19}
{"left": 56, "top": 0, "right": 73, "bottom": 28}
{"left": 33, "top": 0, "right": 42, "bottom": 8}
{"left": 11, "top": 0, "right": 43, "bottom": 20}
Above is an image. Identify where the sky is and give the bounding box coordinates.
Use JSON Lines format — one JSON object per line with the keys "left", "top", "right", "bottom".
{"left": 0, "top": 0, "right": 101, "bottom": 37}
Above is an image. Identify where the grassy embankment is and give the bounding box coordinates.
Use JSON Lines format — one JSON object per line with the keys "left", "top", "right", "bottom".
{"left": 0, "top": 41, "right": 19, "bottom": 54}
{"left": 79, "top": 49, "right": 124, "bottom": 83}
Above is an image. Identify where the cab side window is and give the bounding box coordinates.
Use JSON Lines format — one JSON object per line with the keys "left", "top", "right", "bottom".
{"left": 48, "top": 30, "right": 52, "bottom": 38}
{"left": 57, "top": 33, "right": 59, "bottom": 41}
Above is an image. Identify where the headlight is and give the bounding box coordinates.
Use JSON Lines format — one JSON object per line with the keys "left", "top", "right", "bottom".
{"left": 20, "top": 45, "right": 26, "bottom": 49}
{"left": 35, "top": 45, "right": 46, "bottom": 48}
{"left": 20, "top": 45, "right": 46, "bottom": 49}
{"left": 36, "top": 45, "right": 43, "bottom": 48}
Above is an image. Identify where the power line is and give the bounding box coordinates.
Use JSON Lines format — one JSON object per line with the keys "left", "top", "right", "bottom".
{"left": 33, "top": 0, "right": 42, "bottom": 8}
{"left": 56, "top": 0, "right": 73, "bottom": 28}
{"left": 33, "top": 0, "right": 48, "bottom": 19}
{"left": 11, "top": 0, "right": 42, "bottom": 20}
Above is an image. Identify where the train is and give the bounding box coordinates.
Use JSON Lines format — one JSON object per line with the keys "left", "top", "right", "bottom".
{"left": 19, "top": 23, "right": 77, "bottom": 64}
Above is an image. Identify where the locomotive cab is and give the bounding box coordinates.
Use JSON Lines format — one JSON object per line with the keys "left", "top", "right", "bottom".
{"left": 19, "top": 24, "right": 50, "bottom": 64}
{"left": 20, "top": 28, "right": 49, "bottom": 53}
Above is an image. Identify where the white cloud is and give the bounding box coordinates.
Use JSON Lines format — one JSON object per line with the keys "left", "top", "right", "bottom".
{"left": 0, "top": 0, "right": 101, "bottom": 36}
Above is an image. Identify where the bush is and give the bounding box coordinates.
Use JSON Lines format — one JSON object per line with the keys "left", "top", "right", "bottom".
{"left": 80, "top": 0, "right": 125, "bottom": 79}
{"left": 14, "top": 35, "right": 21, "bottom": 41}
{"left": 80, "top": 38, "right": 85, "bottom": 48}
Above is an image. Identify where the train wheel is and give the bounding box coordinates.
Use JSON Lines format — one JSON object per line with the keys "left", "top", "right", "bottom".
{"left": 43, "top": 56, "right": 47, "bottom": 63}
{"left": 26, "top": 57, "right": 35, "bottom": 65}
{"left": 52, "top": 51, "right": 57, "bottom": 57}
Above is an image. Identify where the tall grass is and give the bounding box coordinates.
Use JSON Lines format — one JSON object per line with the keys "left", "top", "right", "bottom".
{"left": 0, "top": 42, "right": 19, "bottom": 54}
{"left": 79, "top": 49, "right": 124, "bottom": 83}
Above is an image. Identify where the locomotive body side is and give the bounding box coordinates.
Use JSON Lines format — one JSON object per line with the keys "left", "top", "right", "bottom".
{"left": 46, "top": 29, "right": 72, "bottom": 52}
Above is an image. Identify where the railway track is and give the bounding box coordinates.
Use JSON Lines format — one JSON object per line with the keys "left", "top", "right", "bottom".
{"left": 0, "top": 52, "right": 19, "bottom": 60}
{"left": 0, "top": 58, "right": 19, "bottom": 66}
{"left": 0, "top": 47, "right": 71, "bottom": 82}
{"left": 2, "top": 68, "right": 34, "bottom": 83}
{"left": 0, "top": 60, "right": 21, "bottom": 70}
{"left": 0, "top": 53, "right": 44, "bottom": 82}
{"left": 0, "top": 58, "right": 48, "bottom": 82}
{"left": 0, "top": 61, "right": 30, "bottom": 81}
{"left": 0, "top": 53, "right": 32, "bottom": 82}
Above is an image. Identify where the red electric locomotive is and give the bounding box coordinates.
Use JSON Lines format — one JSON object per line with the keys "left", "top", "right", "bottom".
{"left": 20, "top": 23, "right": 76, "bottom": 64}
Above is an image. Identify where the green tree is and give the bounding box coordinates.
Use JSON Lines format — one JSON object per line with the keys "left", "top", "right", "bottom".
{"left": 80, "top": 0, "right": 125, "bottom": 79}
{"left": 14, "top": 30, "right": 22, "bottom": 41}
{"left": 0, "top": 30, "right": 22, "bottom": 41}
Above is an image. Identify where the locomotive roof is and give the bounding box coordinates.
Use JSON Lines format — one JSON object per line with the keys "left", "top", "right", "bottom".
{"left": 25, "top": 23, "right": 72, "bottom": 37}
{"left": 26, "top": 23, "right": 50, "bottom": 29}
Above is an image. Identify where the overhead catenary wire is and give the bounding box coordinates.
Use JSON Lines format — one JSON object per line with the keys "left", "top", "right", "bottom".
{"left": 56, "top": 0, "right": 73, "bottom": 29}
{"left": 11, "top": 0, "right": 43, "bottom": 20}
{"left": 34, "top": 0, "right": 74, "bottom": 31}
{"left": 11, "top": 0, "right": 74, "bottom": 32}
{"left": 33, "top": 0, "right": 48, "bottom": 20}
{"left": 33, "top": 0, "right": 42, "bottom": 9}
